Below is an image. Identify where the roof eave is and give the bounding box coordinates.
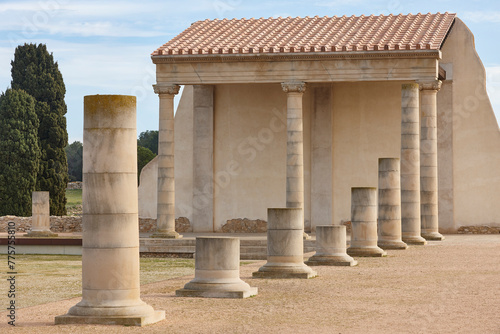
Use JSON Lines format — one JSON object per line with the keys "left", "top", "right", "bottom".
{"left": 151, "top": 49, "right": 442, "bottom": 64}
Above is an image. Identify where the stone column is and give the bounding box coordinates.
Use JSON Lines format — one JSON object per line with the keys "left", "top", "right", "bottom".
{"left": 152, "top": 84, "right": 182, "bottom": 238}
{"left": 400, "top": 84, "right": 427, "bottom": 245}
{"left": 305, "top": 225, "right": 357, "bottom": 266}
{"left": 192, "top": 85, "right": 214, "bottom": 232}
{"left": 420, "top": 81, "right": 445, "bottom": 241}
{"left": 176, "top": 237, "right": 258, "bottom": 298}
{"left": 253, "top": 208, "right": 317, "bottom": 279}
{"left": 377, "top": 158, "right": 407, "bottom": 250}
{"left": 347, "top": 187, "right": 386, "bottom": 257}
{"left": 282, "top": 82, "right": 310, "bottom": 239}
{"left": 55, "top": 95, "right": 164, "bottom": 326}
{"left": 25, "top": 191, "right": 57, "bottom": 237}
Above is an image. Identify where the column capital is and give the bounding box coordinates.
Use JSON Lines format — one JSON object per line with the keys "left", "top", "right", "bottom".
{"left": 419, "top": 80, "right": 442, "bottom": 92}
{"left": 281, "top": 82, "right": 306, "bottom": 93}
{"left": 153, "top": 84, "right": 180, "bottom": 95}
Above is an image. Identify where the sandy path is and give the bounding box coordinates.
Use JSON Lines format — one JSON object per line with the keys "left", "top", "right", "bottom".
{"left": 1, "top": 234, "right": 499, "bottom": 334}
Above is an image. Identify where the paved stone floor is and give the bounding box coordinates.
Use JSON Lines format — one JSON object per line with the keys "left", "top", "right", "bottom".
{"left": 1, "top": 234, "right": 499, "bottom": 333}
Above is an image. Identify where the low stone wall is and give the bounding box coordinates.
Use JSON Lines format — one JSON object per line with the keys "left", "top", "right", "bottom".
{"left": 67, "top": 182, "right": 82, "bottom": 190}
{"left": 0, "top": 216, "right": 83, "bottom": 233}
{"left": 221, "top": 218, "right": 267, "bottom": 233}
{"left": 0, "top": 216, "right": 192, "bottom": 234}
{"left": 457, "top": 225, "right": 500, "bottom": 234}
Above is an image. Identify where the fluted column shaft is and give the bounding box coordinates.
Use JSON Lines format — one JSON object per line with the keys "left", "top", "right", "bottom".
{"left": 152, "top": 84, "right": 181, "bottom": 238}
{"left": 282, "top": 82, "right": 306, "bottom": 209}
{"left": 420, "top": 81, "right": 444, "bottom": 241}
{"left": 401, "top": 84, "right": 427, "bottom": 245}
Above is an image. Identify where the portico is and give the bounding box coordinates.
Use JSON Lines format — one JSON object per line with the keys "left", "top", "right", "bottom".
{"left": 150, "top": 14, "right": 456, "bottom": 236}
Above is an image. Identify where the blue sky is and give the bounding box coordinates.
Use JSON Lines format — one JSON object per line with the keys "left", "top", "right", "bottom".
{"left": 0, "top": 0, "right": 499, "bottom": 143}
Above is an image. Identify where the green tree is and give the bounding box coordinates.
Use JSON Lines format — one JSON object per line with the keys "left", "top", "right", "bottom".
{"left": 0, "top": 89, "right": 40, "bottom": 216}
{"left": 137, "top": 145, "right": 156, "bottom": 185}
{"left": 11, "top": 43, "right": 68, "bottom": 215}
{"left": 137, "top": 130, "right": 158, "bottom": 155}
{"left": 65, "top": 141, "right": 83, "bottom": 182}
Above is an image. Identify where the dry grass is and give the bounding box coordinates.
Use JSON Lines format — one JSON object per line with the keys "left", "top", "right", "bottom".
{"left": 0, "top": 255, "right": 195, "bottom": 308}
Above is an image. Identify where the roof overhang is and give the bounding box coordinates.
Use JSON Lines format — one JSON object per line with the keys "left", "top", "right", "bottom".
{"left": 153, "top": 49, "right": 442, "bottom": 85}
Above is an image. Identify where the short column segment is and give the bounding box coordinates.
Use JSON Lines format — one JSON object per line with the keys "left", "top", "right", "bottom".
{"left": 55, "top": 95, "right": 164, "bottom": 326}
{"left": 176, "top": 237, "right": 257, "bottom": 298}
{"left": 347, "top": 187, "right": 387, "bottom": 257}
{"left": 25, "top": 191, "right": 57, "bottom": 237}
{"left": 400, "top": 83, "right": 427, "bottom": 245}
{"left": 253, "top": 208, "right": 317, "bottom": 278}
{"left": 377, "top": 158, "right": 407, "bottom": 250}
{"left": 305, "top": 225, "right": 357, "bottom": 266}
{"left": 420, "top": 81, "right": 444, "bottom": 241}
{"left": 152, "top": 84, "right": 182, "bottom": 238}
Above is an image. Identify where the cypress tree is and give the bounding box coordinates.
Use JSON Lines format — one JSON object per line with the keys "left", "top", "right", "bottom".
{"left": 0, "top": 89, "right": 40, "bottom": 216}
{"left": 11, "top": 43, "right": 68, "bottom": 215}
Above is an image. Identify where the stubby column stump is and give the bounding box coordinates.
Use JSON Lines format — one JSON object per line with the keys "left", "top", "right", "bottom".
{"left": 377, "top": 158, "right": 408, "bottom": 250}
{"left": 347, "top": 187, "right": 387, "bottom": 257}
{"left": 253, "top": 208, "right": 317, "bottom": 278}
{"left": 25, "top": 191, "right": 58, "bottom": 237}
{"left": 55, "top": 95, "right": 164, "bottom": 327}
{"left": 305, "top": 225, "right": 357, "bottom": 266}
{"left": 176, "top": 237, "right": 257, "bottom": 298}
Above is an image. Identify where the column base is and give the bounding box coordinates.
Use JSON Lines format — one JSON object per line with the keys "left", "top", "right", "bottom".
{"left": 402, "top": 235, "right": 427, "bottom": 245}
{"left": 55, "top": 311, "right": 165, "bottom": 327}
{"left": 347, "top": 246, "right": 387, "bottom": 257}
{"left": 176, "top": 286, "right": 257, "bottom": 299}
{"left": 24, "top": 231, "right": 58, "bottom": 237}
{"left": 421, "top": 231, "right": 445, "bottom": 241}
{"left": 303, "top": 232, "right": 311, "bottom": 240}
{"left": 252, "top": 263, "right": 317, "bottom": 279}
{"left": 378, "top": 240, "right": 408, "bottom": 250}
{"left": 151, "top": 230, "right": 182, "bottom": 239}
{"left": 305, "top": 254, "right": 357, "bottom": 266}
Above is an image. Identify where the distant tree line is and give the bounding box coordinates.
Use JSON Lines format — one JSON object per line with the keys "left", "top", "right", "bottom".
{"left": 0, "top": 43, "right": 68, "bottom": 216}
{"left": 66, "top": 130, "right": 158, "bottom": 185}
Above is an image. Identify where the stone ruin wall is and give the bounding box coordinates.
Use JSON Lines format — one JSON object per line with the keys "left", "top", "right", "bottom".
{"left": 0, "top": 215, "right": 497, "bottom": 234}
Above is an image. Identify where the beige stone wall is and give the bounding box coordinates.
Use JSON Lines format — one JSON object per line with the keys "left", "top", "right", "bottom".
{"left": 439, "top": 18, "right": 500, "bottom": 231}
{"left": 331, "top": 81, "right": 402, "bottom": 225}
{"left": 213, "top": 84, "right": 289, "bottom": 231}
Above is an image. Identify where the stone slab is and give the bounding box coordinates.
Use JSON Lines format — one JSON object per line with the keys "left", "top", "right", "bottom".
{"left": 305, "top": 257, "right": 357, "bottom": 266}
{"left": 54, "top": 310, "right": 165, "bottom": 327}
{"left": 175, "top": 287, "right": 257, "bottom": 299}
{"left": 252, "top": 271, "right": 317, "bottom": 279}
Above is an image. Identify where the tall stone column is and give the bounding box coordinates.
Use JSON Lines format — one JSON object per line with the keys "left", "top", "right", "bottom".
{"left": 25, "top": 191, "right": 57, "bottom": 237}
{"left": 420, "top": 81, "right": 445, "bottom": 241}
{"left": 55, "top": 95, "right": 164, "bottom": 326}
{"left": 400, "top": 84, "right": 427, "bottom": 245}
{"left": 282, "top": 82, "right": 309, "bottom": 239}
{"left": 152, "top": 84, "right": 181, "bottom": 238}
{"left": 282, "top": 82, "right": 306, "bottom": 209}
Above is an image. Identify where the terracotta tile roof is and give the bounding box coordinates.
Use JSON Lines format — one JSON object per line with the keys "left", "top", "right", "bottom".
{"left": 152, "top": 12, "right": 456, "bottom": 56}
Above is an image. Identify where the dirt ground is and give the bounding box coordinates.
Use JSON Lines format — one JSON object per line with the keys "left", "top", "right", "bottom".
{"left": 1, "top": 234, "right": 499, "bottom": 334}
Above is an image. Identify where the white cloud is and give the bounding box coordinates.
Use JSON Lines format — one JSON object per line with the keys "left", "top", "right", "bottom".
{"left": 462, "top": 11, "right": 500, "bottom": 23}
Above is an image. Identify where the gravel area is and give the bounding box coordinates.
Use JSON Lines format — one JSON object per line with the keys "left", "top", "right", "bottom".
{"left": 1, "top": 234, "right": 499, "bottom": 333}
